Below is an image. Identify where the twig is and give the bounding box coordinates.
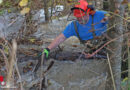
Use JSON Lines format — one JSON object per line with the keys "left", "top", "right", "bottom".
{"left": 128, "top": 39, "right": 130, "bottom": 89}
{"left": 5, "top": 39, "right": 17, "bottom": 90}
{"left": 15, "top": 58, "right": 24, "bottom": 90}
{"left": 90, "top": 32, "right": 130, "bottom": 58}
{"left": 7, "top": 17, "right": 18, "bottom": 27}
{"left": 106, "top": 11, "right": 129, "bottom": 22}
{"left": 78, "top": 47, "right": 86, "bottom": 60}
{"left": 39, "top": 54, "right": 44, "bottom": 90}
{"left": 107, "top": 69, "right": 129, "bottom": 81}
{"left": 0, "top": 49, "right": 9, "bottom": 72}
{"left": 107, "top": 53, "right": 116, "bottom": 90}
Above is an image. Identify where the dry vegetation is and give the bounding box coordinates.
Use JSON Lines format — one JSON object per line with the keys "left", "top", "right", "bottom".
{"left": 0, "top": 0, "right": 129, "bottom": 89}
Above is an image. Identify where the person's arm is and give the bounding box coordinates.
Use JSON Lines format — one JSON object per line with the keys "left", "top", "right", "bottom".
{"left": 48, "top": 33, "right": 67, "bottom": 50}
{"left": 42, "top": 22, "right": 73, "bottom": 58}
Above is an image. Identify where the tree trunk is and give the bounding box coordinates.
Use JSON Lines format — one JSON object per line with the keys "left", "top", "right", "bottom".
{"left": 128, "top": 38, "right": 130, "bottom": 89}
{"left": 43, "top": 0, "right": 49, "bottom": 22}
{"left": 107, "top": 0, "right": 125, "bottom": 90}
{"left": 50, "top": 0, "right": 55, "bottom": 21}
{"left": 95, "top": 0, "right": 103, "bottom": 10}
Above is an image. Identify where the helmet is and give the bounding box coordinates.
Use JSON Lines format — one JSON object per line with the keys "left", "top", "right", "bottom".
{"left": 71, "top": 0, "right": 94, "bottom": 18}
{"left": 71, "top": 0, "right": 89, "bottom": 18}
{"left": 75, "top": 0, "right": 88, "bottom": 11}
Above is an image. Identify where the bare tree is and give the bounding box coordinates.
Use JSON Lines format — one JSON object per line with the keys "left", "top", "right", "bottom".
{"left": 108, "top": 0, "right": 125, "bottom": 90}
{"left": 128, "top": 39, "right": 130, "bottom": 89}
{"left": 43, "top": 0, "right": 50, "bottom": 22}
{"left": 50, "top": 0, "right": 55, "bottom": 20}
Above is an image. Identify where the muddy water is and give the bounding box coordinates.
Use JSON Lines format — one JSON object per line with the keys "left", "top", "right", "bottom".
{"left": 16, "top": 19, "right": 109, "bottom": 90}
{"left": 0, "top": 12, "right": 109, "bottom": 90}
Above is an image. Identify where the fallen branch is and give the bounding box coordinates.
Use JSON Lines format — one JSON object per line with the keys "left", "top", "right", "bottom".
{"left": 87, "top": 32, "right": 130, "bottom": 58}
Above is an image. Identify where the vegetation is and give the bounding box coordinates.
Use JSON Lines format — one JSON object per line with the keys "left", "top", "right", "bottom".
{"left": 0, "top": 0, "right": 129, "bottom": 90}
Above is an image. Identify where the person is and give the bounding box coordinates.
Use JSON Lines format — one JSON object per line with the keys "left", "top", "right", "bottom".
{"left": 41, "top": 0, "right": 109, "bottom": 59}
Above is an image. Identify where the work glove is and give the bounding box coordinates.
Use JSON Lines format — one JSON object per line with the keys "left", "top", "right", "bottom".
{"left": 34, "top": 48, "right": 50, "bottom": 73}
{"left": 38, "top": 48, "right": 50, "bottom": 59}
